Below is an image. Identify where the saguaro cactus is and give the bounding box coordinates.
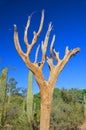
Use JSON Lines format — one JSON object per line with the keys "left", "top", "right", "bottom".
{"left": 27, "top": 71, "right": 33, "bottom": 126}
{"left": 14, "top": 10, "right": 80, "bottom": 130}
{"left": 0, "top": 68, "right": 8, "bottom": 126}
{"left": 84, "top": 95, "right": 86, "bottom": 119}
{"left": 0, "top": 68, "right": 8, "bottom": 102}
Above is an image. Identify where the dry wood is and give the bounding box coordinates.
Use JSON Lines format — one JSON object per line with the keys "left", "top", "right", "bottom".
{"left": 14, "top": 10, "right": 80, "bottom": 130}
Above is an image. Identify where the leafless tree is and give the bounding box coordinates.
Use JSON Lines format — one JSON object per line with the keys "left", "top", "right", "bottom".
{"left": 14, "top": 10, "right": 80, "bottom": 130}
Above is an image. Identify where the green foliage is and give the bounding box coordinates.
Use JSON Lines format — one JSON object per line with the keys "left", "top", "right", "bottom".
{"left": 7, "top": 78, "right": 18, "bottom": 104}
{"left": 34, "top": 93, "right": 41, "bottom": 110}
{"left": 0, "top": 67, "right": 85, "bottom": 130}
{"left": 61, "top": 88, "right": 78, "bottom": 103}
{"left": 6, "top": 95, "right": 25, "bottom": 129}
{"left": 51, "top": 88, "right": 84, "bottom": 130}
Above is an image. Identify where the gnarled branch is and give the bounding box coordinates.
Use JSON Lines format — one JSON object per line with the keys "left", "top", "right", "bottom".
{"left": 14, "top": 9, "right": 80, "bottom": 89}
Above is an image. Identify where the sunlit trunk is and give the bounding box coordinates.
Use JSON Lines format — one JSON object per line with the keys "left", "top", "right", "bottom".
{"left": 40, "top": 89, "right": 53, "bottom": 130}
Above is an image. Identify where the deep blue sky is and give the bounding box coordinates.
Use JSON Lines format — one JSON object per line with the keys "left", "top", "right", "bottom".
{"left": 0, "top": 0, "right": 86, "bottom": 93}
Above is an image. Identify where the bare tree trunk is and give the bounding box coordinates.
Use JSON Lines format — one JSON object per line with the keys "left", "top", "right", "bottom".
{"left": 40, "top": 101, "right": 51, "bottom": 130}
{"left": 40, "top": 88, "right": 53, "bottom": 130}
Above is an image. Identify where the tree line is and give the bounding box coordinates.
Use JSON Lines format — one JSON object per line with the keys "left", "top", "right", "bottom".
{"left": 0, "top": 67, "right": 86, "bottom": 130}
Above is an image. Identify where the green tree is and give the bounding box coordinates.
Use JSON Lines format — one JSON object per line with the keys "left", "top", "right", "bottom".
{"left": 7, "top": 78, "right": 18, "bottom": 104}
{"left": 51, "top": 88, "right": 84, "bottom": 130}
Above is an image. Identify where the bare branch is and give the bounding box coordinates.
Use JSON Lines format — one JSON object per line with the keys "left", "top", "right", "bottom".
{"left": 26, "top": 10, "right": 44, "bottom": 57}
{"left": 50, "top": 35, "right": 55, "bottom": 58}
{"left": 34, "top": 44, "right": 40, "bottom": 63}
{"left": 72, "top": 48, "right": 80, "bottom": 54}
{"left": 24, "top": 16, "right": 31, "bottom": 46}
{"left": 53, "top": 49, "right": 61, "bottom": 63}
{"left": 64, "top": 47, "right": 80, "bottom": 60}
{"left": 48, "top": 47, "right": 80, "bottom": 87}
{"left": 45, "top": 56, "right": 54, "bottom": 71}
{"left": 44, "top": 22, "right": 52, "bottom": 48}
{"left": 14, "top": 24, "right": 25, "bottom": 57}
{"left": 40, "top": 22, "right": 53, "bottom": 68}
{"left": 13, "top": 10, "right": 46, "bottom": 81}
{"left": 31, "top": 10, "right": 44, "bottom": 45}
{"left": 56, "top": 47, "right": 80, "bottom": 74}
{"left": 37, "top": 10, "right": 44, "bottom": 36}
{"left": 44, "top": 35, "right": 56, "bottom": 71}
{"left": 65, "top": 46, "right": 69, "bottom": 55}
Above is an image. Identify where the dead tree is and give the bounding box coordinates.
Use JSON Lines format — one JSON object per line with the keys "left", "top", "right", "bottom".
{"left": 14, "top": 10, "right": 80, "bottom": 130}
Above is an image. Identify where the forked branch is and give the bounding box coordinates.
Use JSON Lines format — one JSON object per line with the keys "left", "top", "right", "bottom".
{"left": 14, "top": 10, "right": 80, "bottom": 88}
{"left": 48, "top": 47, "right": 80, "bottom": 86}
{"left": 56, "top": 47, "right": 80, "bottom": 75}
{"left": 14, "top": 10, "right": 44, "bottom": 74}
{"left": 14, "top": 10, "right": 44, "bottom": 58}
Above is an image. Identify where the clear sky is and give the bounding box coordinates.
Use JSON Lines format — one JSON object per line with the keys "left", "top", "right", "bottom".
{"left": 0, "top": 0, "right": 86, "bottom": 93}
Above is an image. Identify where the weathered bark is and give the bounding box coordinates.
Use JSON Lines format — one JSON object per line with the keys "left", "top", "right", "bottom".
{"left": 40, "top": 100, "right": 51, "bottom": 130}
{"left": 14, "top": 10, "right": 80, "bottom": 130}
{"left": 40, "top": 87, "right": 53, "bottom": 130}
